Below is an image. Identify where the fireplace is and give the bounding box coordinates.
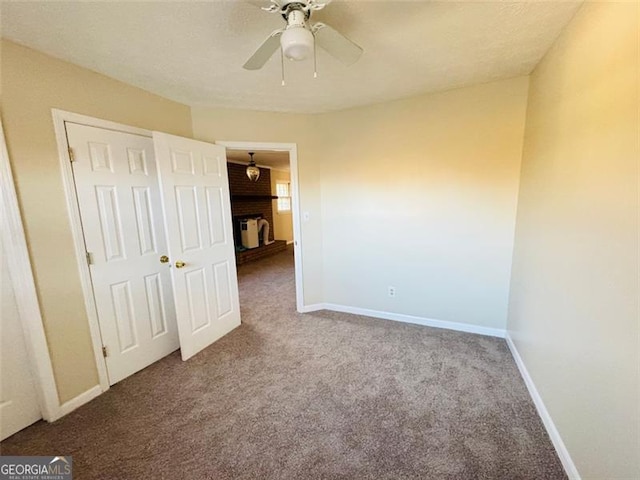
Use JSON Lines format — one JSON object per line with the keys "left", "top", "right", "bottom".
{"left": 227, "top": 162, "right": 285, "bottom": 264}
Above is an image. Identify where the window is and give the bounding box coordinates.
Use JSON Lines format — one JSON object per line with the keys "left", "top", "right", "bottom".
{"left": 276, "top": 181, "right": 291, "bottom": 213}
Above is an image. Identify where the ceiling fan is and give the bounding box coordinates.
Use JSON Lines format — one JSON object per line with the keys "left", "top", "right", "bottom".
{"left": 243, "top": 0, "right": 363, "bottom": 73}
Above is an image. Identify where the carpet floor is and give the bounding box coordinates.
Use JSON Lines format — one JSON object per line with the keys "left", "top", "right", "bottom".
{"left": 1, "top": 248, "right": 566, "bottom": 479}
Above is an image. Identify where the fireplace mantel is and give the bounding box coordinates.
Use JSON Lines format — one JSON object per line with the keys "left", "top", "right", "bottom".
{"left": 231, "top": 194, "right": 278, "bottom": 201}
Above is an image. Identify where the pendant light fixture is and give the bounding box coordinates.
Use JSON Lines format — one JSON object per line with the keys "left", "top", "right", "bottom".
{"left": 246, "top": 152, "right": 260, "bottom": 182}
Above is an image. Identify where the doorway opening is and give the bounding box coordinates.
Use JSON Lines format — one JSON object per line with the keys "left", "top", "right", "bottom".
{"left": 217, "top": 142, "right": 304, "bottom": 313}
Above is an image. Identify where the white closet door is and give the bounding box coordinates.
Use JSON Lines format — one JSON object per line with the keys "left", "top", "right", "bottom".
{"left": 67, "top": 123, "right": 179, "bottom": 385}
{"left": 0, "top": 243, "right": 41, "bottom": 440}
{"left": 153, "top": 132, "right": 240, "bottom": 361}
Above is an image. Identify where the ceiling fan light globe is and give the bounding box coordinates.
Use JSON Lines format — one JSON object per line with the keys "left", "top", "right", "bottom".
{"left": 281, "top": 26, "right": 314, "bottom": 61}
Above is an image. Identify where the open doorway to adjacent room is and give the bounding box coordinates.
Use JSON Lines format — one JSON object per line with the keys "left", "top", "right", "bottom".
{"left": 219, "top": 142, "right": 304, "bottom": 313}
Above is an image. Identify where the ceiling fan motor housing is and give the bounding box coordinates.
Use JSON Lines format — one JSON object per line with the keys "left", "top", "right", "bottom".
{"left": 280, "top": 1, "right": 312, "bottom": 20}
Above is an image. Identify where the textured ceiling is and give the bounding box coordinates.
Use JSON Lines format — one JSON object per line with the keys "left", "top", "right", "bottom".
{"left": 1, "top": 1, "right": 582, "bottom": 114}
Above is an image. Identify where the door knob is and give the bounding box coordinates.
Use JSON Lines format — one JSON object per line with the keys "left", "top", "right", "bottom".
{"left": 160, "top": 255, "right": 169, "bottom": 263}
{"left": 175, "top": 260, "right": 186, "bottom": 269}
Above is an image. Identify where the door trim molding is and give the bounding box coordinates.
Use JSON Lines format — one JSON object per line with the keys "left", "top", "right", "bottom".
{"left": 52, "top": 109, "right": 154, "bottom": 399}
{"left": 216, "top": 141, "right": 305, "bottom": 313}
{"left": 0, "top": 119, "right": 59, "bottom": 422}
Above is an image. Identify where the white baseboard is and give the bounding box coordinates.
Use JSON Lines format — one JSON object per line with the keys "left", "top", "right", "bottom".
{"left": 286, "top": 240, "right": 294, "bottom": 245}
{"left": 301, "top": 302, "right": 505, "bottom": 338}
{"left": 505, "top": 334, "right": 581, "bottom": 480}
{"left": 298, "top": 303, "right": 325, "bottom": 313}
{"left": 52, "top": 385, "right": 103, "bottom": 421}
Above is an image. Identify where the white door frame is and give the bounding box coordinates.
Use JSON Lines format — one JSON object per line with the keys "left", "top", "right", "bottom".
{"left": 0, "top": 119, "right": 59, "bottom": 421}
{"left": 52, "top": 109, "right": 155, "bottom": 395}
{"left": 216, "top": 141, "right": 304, "bottom": 312}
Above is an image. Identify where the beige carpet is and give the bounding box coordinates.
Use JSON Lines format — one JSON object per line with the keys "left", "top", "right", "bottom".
{"left": 1, "top": 247, "right": 566, "bottom": 479}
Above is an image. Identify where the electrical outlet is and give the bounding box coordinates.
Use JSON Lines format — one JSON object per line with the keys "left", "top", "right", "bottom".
{"left": 388, "top": 286, "right": 396, "bottom": 298}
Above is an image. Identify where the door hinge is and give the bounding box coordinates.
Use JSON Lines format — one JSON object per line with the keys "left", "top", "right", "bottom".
{"left": 86, "top": 251, "right": 94, "bottom": 265}
{"left": 68, "top": 147, "right": 75, "bottom": 162}
{"left": 102, "top": 346, "right": 108, "bottom": 358}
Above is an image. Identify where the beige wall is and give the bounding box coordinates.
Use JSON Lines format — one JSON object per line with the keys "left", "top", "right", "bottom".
{"left": 316, "top": 77, "right": 529, "bottom": 328}
{"left": 507, "top": 3, "right": 639, "bottom": 479}
{"left": 1, "top": 40, "right": 193, "bottom": 402}
{"left": 192, "top": 78, "right": 529, "bottom": 329}
{"left": 270, "top": 169, "right": 294, "bottom": 243}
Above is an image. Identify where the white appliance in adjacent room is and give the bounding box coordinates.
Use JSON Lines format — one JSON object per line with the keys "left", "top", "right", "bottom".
{"left": 240, "top": 219, "right": 259, "bottom": 249}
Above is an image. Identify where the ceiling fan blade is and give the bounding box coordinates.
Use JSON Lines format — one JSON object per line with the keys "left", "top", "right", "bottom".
{"left": 308, "top": 0, "right": 332, "bottom": 11}
{"left": 246, "top": 0, "right": 280, "bottom": 12}
{"left": 313, "top": 23, "right": 362, "bottom": 66}
{"left": 243, "top": 29, "right": 283, "bottom": 70}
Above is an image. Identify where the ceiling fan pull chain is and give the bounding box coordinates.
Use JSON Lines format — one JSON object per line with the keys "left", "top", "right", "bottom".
{"left": 313, "top": 34, "right": 318, "bottom": 78}
{"left": 280, "top": 46, "right": 286, "bottom": 86}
